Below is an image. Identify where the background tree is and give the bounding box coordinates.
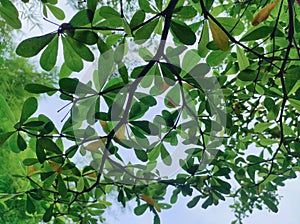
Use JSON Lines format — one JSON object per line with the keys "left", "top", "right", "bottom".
{"left": 0, "top": 0, "right": 299, "bottom": 223}
{"left": 0, "top": 19, "right": 55, "bottom": 223}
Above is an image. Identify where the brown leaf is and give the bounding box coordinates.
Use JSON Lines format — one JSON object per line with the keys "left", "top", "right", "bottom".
{"left": 208, "top": 19, "right": 229, "bottom": 51}
{"left": 252, "top": 0, "right": 279, "bottom": 26}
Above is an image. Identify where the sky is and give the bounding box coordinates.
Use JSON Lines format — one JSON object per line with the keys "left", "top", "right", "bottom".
{"left": 17, "top": 1, "right": 300, "bottom": 224}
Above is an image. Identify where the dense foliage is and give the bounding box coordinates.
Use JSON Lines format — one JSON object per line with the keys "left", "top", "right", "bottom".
{"left": 0, "top": 0, "right": 299, "bottom": 223}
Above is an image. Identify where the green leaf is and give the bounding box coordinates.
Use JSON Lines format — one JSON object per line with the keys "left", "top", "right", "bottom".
{"left": 264, "top": 198, "right": 278, "bottom": 213}
{"left": 99, "top": 6, "right": 120, "bottom": 19}
{"left": 187, "top": 195, "right": 201, "bottom": 208}
{"left": 69, "top": 9, "right": 94, "bottom": 26}
{"left": 240, "top": 25, "right": 273, "bottom": 42}
{"left": 130, "top": 121, "right": 159, "bottom": 135}
{"left": 87, "top": 0, "right": 98, "bottom": 12}
{"left": 25, "top": 84, "right": 57, "bottom": 94}
{"left": 174, "top": 6, "right": 197, "bottom": 19}
{"left": 16, "top": 33, "right": 56, "bottom": 58}
{"left": 254, "top": 122, "right": 272, "bottom": 133}
{"left": 134, "top": 149, "right": 148, "bottom": 162}
{"left": 62, "top": 37, "right": 83, "bottom": 72}
{"left": 236, "top": 46, "right": 249, "bottom": 71}
{"left": 59, "top": 78, "right": 79, "bottom": 94}
{"left": 65, "top": 37, "right": 94, "bottom": 62}
{"left": 36, "top": 139, "right": 46, "bottom": 163}
{"left": 217, "top": 17, "right": 244, "bottom": 36}
{"left": 73, "top": 31, "right": 98, "bottom": 45}
{"left": 57, "top": 174, "right": 68, "bottom": 197}
{"left": 130, "top": 10, "right": 145, "bottom": 28}
{"left": 134, "top": 204, "right": 148, "bottom": 216}
{"left": 170, "top": 20, "right": 196, "bottom": 45}
{"left": 46, "top": 3, "right": 65, "bottom": 20}
{"left": 20, "top": 97, "right": 38, "bottom": 123}
{"left": 289, "top": 99, "right": 300, "bottom": 113}
{"left": 43, "top": 204, "right": 54, "bottom": 222}
{"left": 77, "top": 177, "right": 85, "bottom": 192}
{"left": 23, "top": 158, "right": 39, "bottom": 166}
{"left": 206, "top": 50, "right": 229, "bottom": 66}
{"left": 0, "top": 131, "right": 15, "bottom": 146}
{"left": 160, "top": 144, "right": 172, "bottom": 166}
{"left": 26, "top": 195, "right": 36, "bottom": 214}
{"left": 237, "top": 69, "right": 257, "bottom": 81}
{"left": 198, "top": 21, "right": 209, "bottom": 58}
{"left": 40, "top": 35, "right": 59, "bottom": 71}
{"left": 134, "top": 19, "right": 159, "bottom": 44}
{"left": 38, "top": 138, "right": 62, "bottom": 154}
{"left": 0, "top": 0, "right": 21, "bottom": 29}
{"left": 138, "top": 0, "right": 154, "bottom": 13}
{"left": 17, "top": 133, "right": 27, "bottom": 151}
{"left": 202, "top": 195, "right": 213, "bottom": 209}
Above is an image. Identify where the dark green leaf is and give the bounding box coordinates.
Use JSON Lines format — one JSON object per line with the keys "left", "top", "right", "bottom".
{"left": 16, "top": 33, "right": 56, "bottom": 58}
{"left": 17, "top": 134, "right": 27, "bottom": 151}
{"left": 25, "top": 84, "right": 57, "bottom": 94}
{"left": 59, "top": 78, "right": 79, "bottom": 94}
{"left": 99, "top": 6, "right": 120, "bottom": 19}
{"left": 0, "top": 131, "right": 15, "bottom": 146}
{"left": 134, "top": 19, "right": 159, "bottom": 43}
{"left": 20, "top": 97, "right": 38, "bottom": 123}
{"left": 240, "top": 25, "right": 273, "bottom": 42}
{"left": 43, "top": 204, "right": 54, "bottom": 222}
{"left": 57, "top": 174, "right": 68, "bottom": 197}
{"left": 62, "top": 37, "right": 84, "bottom": 72}
{"left": 73, "top": 31, "right": 98, "bottom": 45}
{"left": 134, "top": 149, "right": 148, "bottom": 162}
{"left": 69, "top": 9, "right": 94, "bottom": 26}
{"left": 187, "top": 195, "right": 201, "bottom": 208}
{"left": 130, "top": 10, "right": 145, "bottom": 28}
{"left": 0, "top": 1, "right": 21, "bottom": 29}
{"left": 65, "top": 37, "right": 94, "bottom": 62}
{"left": 134, "top": 204, "right": 148, "bottom": 216}
{"left": 160, "top": 144, "right": 172, "bottom": 166}
{"left": 26, "top": 195, "right": 35, "bottom": 214}
{"left": 40, "top": 35, "right": 59, "bottom": 71}
{"left": 170, "top": 20, "right": 196, "bottom": 45}
{"left": 264, "top": 198, "right": 278, "bottom": 213}
{"left": 87, "top": 0, "right": 98, "bottom": 12}
{"left": 23, "top": 158, "right": 39, "bottom": 166}
{"left": 202, "top": 195, "right": 213, "bottom": 209}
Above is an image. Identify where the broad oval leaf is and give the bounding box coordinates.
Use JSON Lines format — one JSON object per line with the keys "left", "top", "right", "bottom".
{"left": 40, "top": 35, "right": 59, "bottom": 71}
{"left": 208, "top": 19, "right": 229, "bottom": 51}
{"left": 170, "top": 20, "right": 196, "bottom": 45}
{"left": 16, "top": 33, "right": 56, "bottom": 58}
{"left": 134, "top": 18, "right": 159, "bottom": 44}
{"left": 240, "top": 25, "right": 273, "bottom": 42}
{"left": 46, "top": 3, "right": 65, "bottom": 20}
{"left": 20, "top": 97, "right": 38, "bottom": 123}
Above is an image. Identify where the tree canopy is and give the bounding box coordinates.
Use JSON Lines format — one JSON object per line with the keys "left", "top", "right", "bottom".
{"left": 0, "top": 0, "right": 300, "bottom": 223}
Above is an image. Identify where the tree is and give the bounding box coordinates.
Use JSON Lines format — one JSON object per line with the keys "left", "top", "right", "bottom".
{"left": 0, "top": 17, "right": 55, "bottom": 223}
{"left": 1, "top": 0, "right": 299, "bottom": 223}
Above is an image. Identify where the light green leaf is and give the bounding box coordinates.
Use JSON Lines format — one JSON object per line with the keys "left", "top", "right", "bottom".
{"left": 46, "top": 3, "right": 65, "bottom": 20}
{"left": 236, "top": 46, "right": 249, "bottom": 71}
{"left": 254, "top": 122, "right": 273, "bottom": 133}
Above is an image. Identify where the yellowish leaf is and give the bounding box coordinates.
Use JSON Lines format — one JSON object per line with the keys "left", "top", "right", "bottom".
{"left": 208, "top": 19, "right": 229, "bottom": 51}
{"left": 99, "top": 120, "right": 109, "bottom": 134}
{"left": 252, "top": 0, "right": 279, "bottom": 26}
{"left": 139, "top": 194, "right": 161, "bottom": 212}
{"left": 49, "top": 161, "right": 63, "bottom": 174}
{"left": 115, "top": 125, "right": 126, "bottom": 141}
{"left": 85, "top": 138, "right": 106, "bottom": 151}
